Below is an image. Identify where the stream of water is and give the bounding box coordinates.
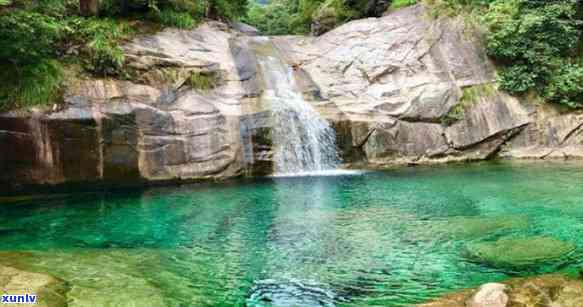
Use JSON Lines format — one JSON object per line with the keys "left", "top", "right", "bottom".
{"left": 254, "top": 38, "right": 341, "bottom": 176}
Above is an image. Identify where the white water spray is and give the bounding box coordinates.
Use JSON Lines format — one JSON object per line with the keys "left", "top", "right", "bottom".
{"left": 255, "top": 42, "right": 342, "bottom": 177}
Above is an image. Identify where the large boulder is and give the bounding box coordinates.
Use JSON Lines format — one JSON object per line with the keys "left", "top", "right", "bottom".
{"left": 467, "top": 283, "right": 508, "bottom": 307}
{"left": 280, "top": 5, "right": 531, "bottom": 166}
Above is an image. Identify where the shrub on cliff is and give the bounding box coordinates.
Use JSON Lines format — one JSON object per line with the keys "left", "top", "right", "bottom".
{"left": 0, "top": 10, "right": 66, "bottom": 111}
{"left": 0, "top": 0, "right": 248, "bottom": 111}
{"left": 484, "top": 0, "right": 582, "bottom": 107}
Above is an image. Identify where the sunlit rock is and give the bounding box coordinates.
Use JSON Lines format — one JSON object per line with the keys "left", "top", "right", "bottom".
{"left": 467, "top": 283, "right": 508, "bottom": 307}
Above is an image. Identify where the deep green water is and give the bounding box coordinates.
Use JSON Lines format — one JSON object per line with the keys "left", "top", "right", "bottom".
{"left": 2, "top": 161, "right": 583, "bottom": 306}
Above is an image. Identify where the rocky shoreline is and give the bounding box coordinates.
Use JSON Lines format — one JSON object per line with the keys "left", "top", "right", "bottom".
{"left": 419, "top": 274, "right": 583, "bottom": 307}
{"left": 1, "top": 5, "right": 583, "bottom": 194}
{"left": 3, "top": 259, "right": 583, "bottom": 307}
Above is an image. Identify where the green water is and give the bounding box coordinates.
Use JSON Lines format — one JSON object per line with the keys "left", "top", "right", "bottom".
{"left": 2, "top": 161, "right": 583, "bottom": 306}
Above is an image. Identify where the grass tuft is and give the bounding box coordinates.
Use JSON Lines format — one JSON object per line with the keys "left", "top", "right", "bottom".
{"left": 156, "top": 9, "right": 196, "bottom": 29}
{"left": 391, "top": 0, "right": 418, "bottom": 10}
{"left": 441, "top": 83, "right": 496, "bottom": 126}
{"left": 0, "top": 60, "right": 64, "bottom": 112}
{"left": 187, "top": 71, "right": 219, "bottom": 91}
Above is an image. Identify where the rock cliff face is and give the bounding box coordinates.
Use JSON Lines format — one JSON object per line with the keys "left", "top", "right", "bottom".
{"left": 0, "top": 5, "right": 581, "bottom": 193}
{"left": 0, "top": 22, "right": 249, "bottom": 192}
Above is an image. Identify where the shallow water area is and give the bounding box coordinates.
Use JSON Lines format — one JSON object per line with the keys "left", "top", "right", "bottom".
{"left": 2, "top": 161, "right": 583, "bottom": 306}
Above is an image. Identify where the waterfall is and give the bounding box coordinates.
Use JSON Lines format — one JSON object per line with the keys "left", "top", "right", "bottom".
{"left": 254, "top": 39, "right": 341, "bottom": 176}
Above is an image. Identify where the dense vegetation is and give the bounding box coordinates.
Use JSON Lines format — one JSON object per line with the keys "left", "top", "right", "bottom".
{"left": 243, "top": 0, "right": 389, "bottom": 35}
{"left": 483, "top": 0, "right": 583, "bottom": 108}
{"left": 431, "top": 0, "right": 583, "bottom": 108}
{"left": 0, "top": 0, "right": 247, "bottom": 111}
{"left": 0, "top": 0, "right": 581, "bottom": 111}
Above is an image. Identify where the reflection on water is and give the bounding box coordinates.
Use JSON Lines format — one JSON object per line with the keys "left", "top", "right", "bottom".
{"left": 1, "top": 161, "right": 583, "bottom": 306}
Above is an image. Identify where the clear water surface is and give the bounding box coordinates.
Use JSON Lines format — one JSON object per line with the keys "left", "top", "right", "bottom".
{"left": 2, "top": 161, "right": 583, "bottom": 306}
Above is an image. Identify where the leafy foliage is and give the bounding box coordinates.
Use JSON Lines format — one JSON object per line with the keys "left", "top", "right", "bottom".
{"left": 156, "top": 9, "right": 196, "bottom": 28}
{"left": 441, "top": 84, "right": 495, "bottom": 126}
{"left": 244, "top": 0, "right": 321, "bottom": 35}
{"left": 67, "top": 17, "right": 133, "bottom": 75}
{"left": 187, "top": 71, "right": 220, "bottom": 91}
{"left": 0, "top": 0, "right": 247, "bottom": 111}
{"left": 0, "top": 9, "right": 67, "bottom": 111}
{"left": 244, "top": 0, "right": 378, "bottom": 35}
{"left": 391, "top": 0, "right": 417, "bottom": 10}
{"left": 0, "top": 10, "right": 64, "bottom": 64}
{"left": 0, "top": 60, "right": 64, "bottom": 112}
{"left": 545, "top": 64, "right": 583, "bottom": 108}
{"left": 484, "top": 0, "right": 582, "bottom": 107}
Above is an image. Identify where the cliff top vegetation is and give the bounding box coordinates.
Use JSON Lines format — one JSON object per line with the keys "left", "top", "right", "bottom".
{"left": 0, "top": 0, "right": 581, "bottom": 112}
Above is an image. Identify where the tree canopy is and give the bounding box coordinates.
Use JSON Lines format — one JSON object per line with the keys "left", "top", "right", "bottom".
{"left": 0, "top": 0, "right": 581, "bottom": 111}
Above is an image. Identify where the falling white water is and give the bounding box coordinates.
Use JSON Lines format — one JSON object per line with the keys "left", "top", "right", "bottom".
{"left": 256, "top": 47, "right": 342, "bottom": 177}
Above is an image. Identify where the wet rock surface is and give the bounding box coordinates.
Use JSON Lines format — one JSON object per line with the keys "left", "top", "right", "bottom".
{"left": 0, "top": 24, "right": 259, "bottom": 193}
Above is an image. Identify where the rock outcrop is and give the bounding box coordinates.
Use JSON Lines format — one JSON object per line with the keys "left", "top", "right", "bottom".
{"left": 466, "top": 283, "right": 508, "bottom": 307}
{"left": 278, "top": 5, "right": 531, "bottom": 166}
{"left": 419, "top": 274, "right": 583, "bottom": 307}
{"left": 500, "top": 104, "right": 583, "bottom": 159}
{"left": 0, "top": 23, "right": 259, "bottom": 192}
{"left": 0, "top": 5, "right": 580, "bottom": 193}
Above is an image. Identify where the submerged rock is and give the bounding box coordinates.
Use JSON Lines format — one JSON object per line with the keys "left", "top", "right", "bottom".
{"left": 466, "top": 236, "right": 575, "bottom": 268}
{"left": 0, "top": 265, "right": 67, "bottom": 307}
{"left": 0, "top": 250, "right": 167, "bottom": 307}
{"left": 441, "top": 216, "right": 528, "bottom": 239}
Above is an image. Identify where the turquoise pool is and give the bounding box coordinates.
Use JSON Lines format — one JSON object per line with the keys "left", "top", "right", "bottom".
{"left": 1, "top": 161, "right": 583, "bottom": 306}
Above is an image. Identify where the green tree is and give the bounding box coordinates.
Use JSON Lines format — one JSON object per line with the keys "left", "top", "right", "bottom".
{"left": 485, "top": 0, "right": 582, "bottom": 107}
